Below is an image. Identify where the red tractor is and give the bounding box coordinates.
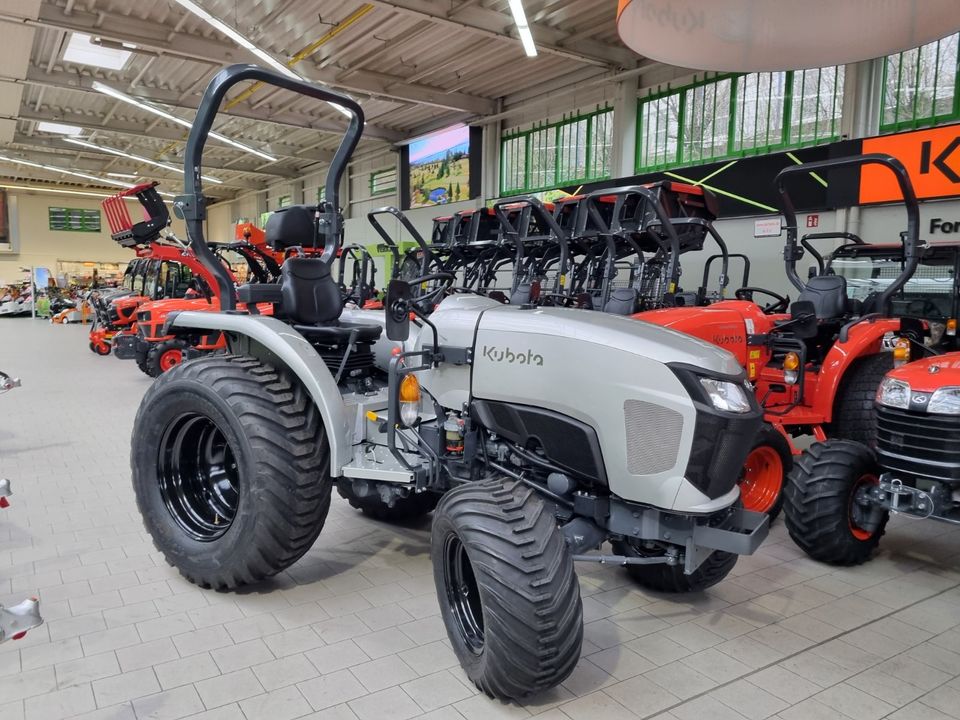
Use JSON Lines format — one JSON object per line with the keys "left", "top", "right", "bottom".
{"left": 635, "top": 154, "right": 923, "bottom": 517}
{"left": 785, "top": 350, "right": 960, "bottom": 564}
{"left": 89, "top": 183, "right": 220, "bottom": 355}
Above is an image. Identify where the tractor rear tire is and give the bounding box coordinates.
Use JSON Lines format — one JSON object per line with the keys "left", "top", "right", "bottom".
{"left": 738, "top": 425, "right": 792, "bottom": 521}
{"left": 145, "top": 339, "right": 189, "bottom": 378}
{"left": 827, "top": 352, "right": 894, "bottom": 445}
{"left": 784, "top": 440, "right": 887, "bottom": 566}
{"left": 432, "top": 478, "right": 582, "bottom": 700}
{"left": 336, "top": 479, "right": 439, "bottom": 521}
{"left": 131, "top": 354, "right": 332, "bottom": 589}
{"left": 612, "top": 541, "right": 738, "bottom": 593}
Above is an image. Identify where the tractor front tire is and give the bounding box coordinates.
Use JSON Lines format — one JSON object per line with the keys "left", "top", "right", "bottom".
{"left": 432, "top": 478, "right": 582, "bottom": 700}
{"left": 738, "top": 425, "right": 792, "bottom": 520}
{"left": 336, "top": 479, "right": 438, "bottom": 521}
{"left": 131, "top": 354, "right": 332, "bottom": 589}
{"left": 91, "top": 341, "right": 111, "bottom": 356}
{"left": 784, "top": 440, "right": 887, "bottom": 566}
{"left": 827, "top": 352, "right": 894, "bottom": 444}
{"left": 145, "top": 339, "right": 189, "bottom": 378}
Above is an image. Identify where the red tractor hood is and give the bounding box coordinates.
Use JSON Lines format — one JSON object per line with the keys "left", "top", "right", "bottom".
{"left": 888, "top": 353, "right": 960, "bottom": 393}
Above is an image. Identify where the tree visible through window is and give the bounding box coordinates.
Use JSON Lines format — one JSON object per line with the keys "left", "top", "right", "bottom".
{"left": 883, "top": 32, "right": 959, "bottom": 131}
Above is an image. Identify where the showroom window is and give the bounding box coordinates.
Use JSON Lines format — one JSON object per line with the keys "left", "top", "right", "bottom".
{"left": 500, "top": 107, "right": 613, "bottom": 195}
{"left": 882, "top": 32, "right": 959, "bottom": 131}
{"left": 370, "top": 168, "right": 397, "bottom": 196}
{"left": 636, "top": 67, "right": 845, "bottom": 172}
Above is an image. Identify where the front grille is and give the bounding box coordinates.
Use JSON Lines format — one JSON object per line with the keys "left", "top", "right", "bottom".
{"left": 876, "top": 405, "right": 960, "bottom": 483}
{"left": 623, "top": 400, "right": 683, "bottom": 475}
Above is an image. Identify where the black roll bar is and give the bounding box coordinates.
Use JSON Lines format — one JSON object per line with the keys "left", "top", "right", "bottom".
{"left": 175, "top": 64, "right": 364, "bottom": 311}
{"left": 492, "top": 197, "right": 569, "bottom": 295}
{"left": 775, "top": 154, "right": 920, "bottom": 310}
{"left": 584, "top": 185, "right": 685, "bottom": 297}
{"left": 367, "top": 207, "right": 433, "bottom": 279}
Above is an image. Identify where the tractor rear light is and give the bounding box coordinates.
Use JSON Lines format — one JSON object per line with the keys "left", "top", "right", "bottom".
{"left": 399, "top": 374, "right": 421, "bottom": 426}
{"left": 948, "top": 319, "right": 957, "bottom": 337}
{"left": 783, "top": 352, "right": 800, "bottom": 385}
{"left": 893, "top": 338, "right": 911, "bottom": 367}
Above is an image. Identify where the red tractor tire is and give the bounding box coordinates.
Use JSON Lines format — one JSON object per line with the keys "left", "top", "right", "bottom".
{"left": 738, "top": 425, "right": 792, "bottom": 520}
{"left": 145, "top": 339, "right": 189, "bottom": 378}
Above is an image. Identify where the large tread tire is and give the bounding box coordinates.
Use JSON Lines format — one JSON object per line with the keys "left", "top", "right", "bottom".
{"left": 827, "top": 352, "right": 894, "bottom": 445}
{"left": 145, "top": 338, "right": 189, "bottom": 378}
{"left": 612, "top": 542, "right": 738, "bottom": 593}
{"left": 131, "top": 354, "right": 332, "bottom": 589}
{"left": 432, "top": 478, "right": 582, "bottom": 700}
{"left": 784, "top": 439, "right": 888, "bottom": 566}
{"left": 739, "top": 424, "right": 793, "bottom": 521}
{"left": 336, "top": 479, "right": 439, "bottom": 521}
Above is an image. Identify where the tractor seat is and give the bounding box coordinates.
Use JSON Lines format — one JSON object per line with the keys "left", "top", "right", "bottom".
{"left": 280, "top": 257, "right": 342, "bottom": 325}
{"left": 603, "top": 288, "right": 638, "bottom": 315}
{"left": 797, "top": 275, "right": 848, "bottom": 320}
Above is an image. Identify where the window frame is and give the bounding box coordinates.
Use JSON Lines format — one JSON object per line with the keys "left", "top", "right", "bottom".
{"left": 499, "top": 106, "right": 614, "bottom": 196}
{"left": 881, "top": 32, "right": 960, "bottom": 132}
{"left": 635, "top": 67, "right": 845, "bottom": 173}
{"left": 369, "top": 168, "right": 398, "bottom": 197}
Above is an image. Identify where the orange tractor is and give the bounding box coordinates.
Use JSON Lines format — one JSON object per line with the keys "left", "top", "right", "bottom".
{"left": 89, "top": 183, "right": 222, "bottom": 355}
{"left": 634, "top": 154, "right": 923, "bottom": 517}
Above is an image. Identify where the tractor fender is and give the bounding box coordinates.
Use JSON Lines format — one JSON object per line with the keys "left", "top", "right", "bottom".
{"left": 812, "top": 317, "right": 899, "bottom": 421}
{"left": 167, "top": 311, "right": 351, "bottom": 475}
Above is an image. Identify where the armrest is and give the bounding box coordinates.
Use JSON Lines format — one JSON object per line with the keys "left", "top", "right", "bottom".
{"left": 236, "top": 283, "right": 282, "bottom": 305}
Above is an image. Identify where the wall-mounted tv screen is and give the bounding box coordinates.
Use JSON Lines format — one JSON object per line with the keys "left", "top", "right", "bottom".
{"left": 401, "top": 124, "right": 482, "bottom": 210}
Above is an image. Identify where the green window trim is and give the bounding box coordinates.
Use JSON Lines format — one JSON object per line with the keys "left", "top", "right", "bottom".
{"left": 48, "top": 207, "right": 101, "bottom": 232}
{"left": 370, "top": 168, "right": 397, "bottom": 197}
{"left": 881, "top": 32, "right": 959, "bottom": 132}
{"left": 500, "top": 106, "right": 614, "bottom": 196}
{"left": 636, "top": 67, "right": 845, "bottom": 173}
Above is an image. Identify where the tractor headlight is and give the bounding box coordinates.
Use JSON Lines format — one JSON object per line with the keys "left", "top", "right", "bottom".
{"left": 876, "top": 377, "right": 910, "bottom": 409}
{"left": 699, "top": 378, "right": 753, "bottom": 414}
{"left": 928, "top": 386, "right": 960, "bottom": 415}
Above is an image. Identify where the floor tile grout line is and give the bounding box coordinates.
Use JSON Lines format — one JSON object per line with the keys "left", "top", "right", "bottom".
{"left": 623, "top": 577, "right": 960, "bottom": 720}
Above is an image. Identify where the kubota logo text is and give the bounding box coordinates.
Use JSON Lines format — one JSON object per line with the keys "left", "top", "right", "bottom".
{"left": 481, "top": 345, "right": 544, "bottom": 366}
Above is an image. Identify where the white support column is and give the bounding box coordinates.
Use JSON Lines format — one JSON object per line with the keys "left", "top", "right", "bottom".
{"left": 611, "top": 76, "right": 639, "bottom": 179}
{"left": 481, "top": 101, "right": 503, "bottom": 202}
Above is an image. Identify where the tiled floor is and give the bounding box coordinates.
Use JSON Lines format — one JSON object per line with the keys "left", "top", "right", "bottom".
{"left": 2, "top": 318, "right": 960, "bottom": 720}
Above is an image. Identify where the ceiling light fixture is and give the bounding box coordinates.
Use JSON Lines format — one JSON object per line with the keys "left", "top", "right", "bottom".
{"left": 0, "top": 154, "right": 131, "bottom": 188}
{"left": 507, "top": 0, "right": 537, "bottom": 57}
{"left": 106, "top": 172, "right": 139, "bottom": 178}
{"left": 91, "top": 81, "right": 278, "bottom": 162}
{"left": 36, "top": 121, "right": 84, "bottom": 136}
{"left": 63, "top": 137, "right": 223, "bottom": 184}
{"left": 63, "top": 32, "right": 132, "bottom": 70}
{"left": 170, "top": 0, "right": 354, "bottom": 119}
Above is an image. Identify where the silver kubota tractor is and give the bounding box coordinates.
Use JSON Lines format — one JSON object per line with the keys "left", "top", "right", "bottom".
{"left": 129, "top": 65, "right": 769, "bottom": 700}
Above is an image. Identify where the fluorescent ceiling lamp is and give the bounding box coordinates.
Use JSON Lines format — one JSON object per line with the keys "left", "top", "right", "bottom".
{"left": 63, "top": 137, "right": 223, "bottom": 184}
{"left": 0, "top": 183, "right": 116, "bottom": 198}
{"left": 36, "top": 121, "right": 84, "bottom": 136}
{"left": 63, "top": 32, "right": 132, "bottom": 70}
{"left": 107, "top": 172, "right": 139, "bottom": 178}
{"left": 91, "top": 81, "right": 278, "bottom": 162}
{"left": 507, "top": 0, "right": 537, "bottom": 57}
{"left": 170, "top": 0, "right": 353, "bottom": 119}
{"left": 0, "top": 154, "right": 130, "bottom": 188}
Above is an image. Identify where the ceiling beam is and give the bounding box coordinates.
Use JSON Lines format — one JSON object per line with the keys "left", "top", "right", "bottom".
{"left": 367, "top": 0, "right": 638, "bottom": 68}
{"left": 7, "top": 3, "right": 494, "bottom": 118}
{"left": 7, "top": 134, "right": 266, "bottom": 191}
{"left": 7, "top": 108, "right": 299, "bottom": 177}
{"left": 0, "top": 165, "right": 234, "bottom": 199}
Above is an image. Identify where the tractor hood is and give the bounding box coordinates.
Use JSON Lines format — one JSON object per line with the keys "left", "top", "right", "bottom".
{"left": 477, "top": 305, "right": 743, "bottom": 377}
{"left": 887, "top": 352, "right": 960, "bottom": 393}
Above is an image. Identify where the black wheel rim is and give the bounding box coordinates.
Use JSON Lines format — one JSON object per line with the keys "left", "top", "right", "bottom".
{"left": 158, "top": 412, "right": 239, "bottom": 542}
{"left": 443, "top": 534, "right": 484, "bottom": 654}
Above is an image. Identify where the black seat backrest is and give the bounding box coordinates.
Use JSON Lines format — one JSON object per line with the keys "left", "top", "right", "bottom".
{"left": 266, "top": 205, "right": 316, "bottom": 250}
{"left": 280, "top": 257, "right": 341, "bottom": 325}
{"left": 603, "top": 288, "right": 638, "bottom": 315}
{"left": 797, "top": 275, "right": 848, "bottom": 320}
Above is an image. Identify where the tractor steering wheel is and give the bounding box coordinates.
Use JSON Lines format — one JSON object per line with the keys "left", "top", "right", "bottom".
{"left": 407, "top": 272, "right": 457, "bottom": 307}
{"left": 736, "top": 287, "right": 790, "bottom": 314}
